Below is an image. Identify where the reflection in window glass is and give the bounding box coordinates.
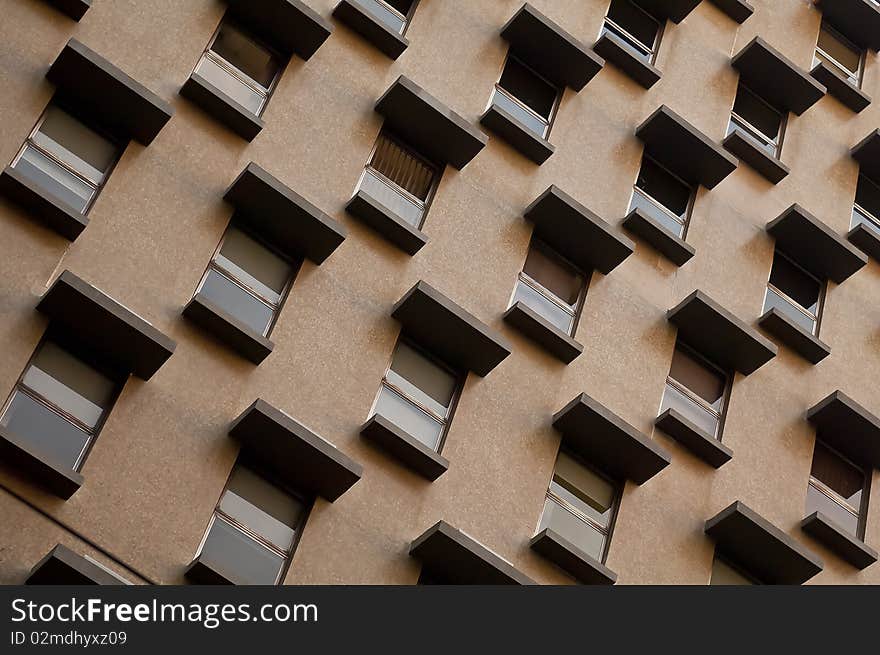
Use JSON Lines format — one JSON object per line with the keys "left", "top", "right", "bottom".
{"left": 727, "top": 84, "right": 783, "bottom": 156}
{"left": 630, "top": 156, "right": 693, "bottom": 238}
{"left": 763, "top": 250, "right": 822, "bottom": 335}
{"left": 602, "top": 0, "right": 660, "bottom": 62}
{"left": 853, "top": 174, "right": 880, "bottom": 234}
{"left": 815, "top": 22, "right": 863, "bottom": 85}
{"left": 491, "top": 56, "right": 560, "bottom": 138}
{"left": 660, "top": 343, "right": 727, "bottom": 438}
{"left": 511, "top": 240, "right": 585, "bottom": 336}
{"left": 806, "top": 442, "right": 865, "bottom": 537}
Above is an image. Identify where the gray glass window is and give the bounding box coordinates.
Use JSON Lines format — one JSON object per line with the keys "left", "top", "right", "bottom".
{"left": 762, "top": 250, "right": 823, "bottom": 336}
{"left": 356, "top": 132, "right": 439, "bottom": 228}
{"left": 510, "top": 240, "right": 586, "bottom": 335}
{"left": 197, "top": 463, "right": 308, "bottom": 585}
{"left": 195, "top": 224, "right": 297, "bottom": 337}
{"left": 370, "top": 340, "right": 461, "bottom": 451}
{"left": 490, "top": 55, "right": 560, "bottom": 138}
{"left": 659, "top": 342, "right": 728, "bottom": 438}
{"left": 538, "top": 450, "right": 619, "bottom": 562}
{"left": 353, "top": 0, "right": 418, "bottom": 35}
{"left": 601, "top": 0, "right": 662, "bottom": 63}
{"left": 193, "top": 19, "right": 283, "bottom": 116}
{"left": 852, "top": 174, "right": 880, "bottom": 235}
{"left": 814, "top": 21, "right": 864, "bottom": 86}
{"left": 10, "top": 104, "right": 120, "bottom": 214}
{"left": 726, "top": 83, "right": 785, "bottom": 157}
{"left": 629, "top": 155, "right": 694, "bottom": 238}
{"left": 806, "top": 441, "right": 867, "bottom": 538}
{"left": 710, "top": 554, "right": 758, "bottom": 585}
{"left": 0, "top": 337, "right": 121, "bottom": 470}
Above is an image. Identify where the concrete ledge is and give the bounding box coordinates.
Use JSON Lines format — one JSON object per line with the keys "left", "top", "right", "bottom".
{"left": 0, "top": 166, "right": 89, "bottom": 240}
{"left": 503, "top": 302, "right": 583, "bottom": 364}
{"left": 622, "top": 207, "right": 695, "bottom": 266}
{"left": 225, "top": 0, "right": 333, "bottom": 60}
{"left": 0, "top": 426, "right": 83, "bottom": 500}
{"left": 758, "top": 308, "right": 831, "bottom": 365}
{"left": 722, "top": 131, "right": 789, "bottom": 184}
{"left": 801, "top": 511, "right": 878, "bottom": 570}
{"left": 180, "top": 73, "right": 265, "bottom": 142}
{"left": 27, "top": 545, "right": 128, "bottom": 585}
{"left": 593, "top": 32, "right": 661, "bottom": 90}
{"left": 332, "top": 0, "right": 409, "bottom": 60}
{"left": 810, "top": 62, "right": 871, "bottom": 114}
{"left": 655, "top": 408, "right": 733, "bottom": 468}
{"left": 707, "top": 0, "right": 754, "bottom": 23}
{"left": 345, "top": 189, "right": 427, "bottom": 255}
{"left": 529, "top": 529, "right": 617, "bottom": 585}
{"left": 480, "top": 103, "right": 555, "bottom": 165}
{"left": 360, "top": 414, "right": 449, "bottom": 481}
{"left": 44, "top": 0, "right": 90, "bottom": 21}
{"left": 183, "top": 293, "right": 274, "bottom": 365}
{"left": 807, "top": 390, "right": 880, "bottom": 468}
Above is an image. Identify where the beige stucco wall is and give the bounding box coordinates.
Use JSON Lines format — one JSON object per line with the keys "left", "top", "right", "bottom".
{"left": 0, "top": 0, "right": 878, "bottom": 585}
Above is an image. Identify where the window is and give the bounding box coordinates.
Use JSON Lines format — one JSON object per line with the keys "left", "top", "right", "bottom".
{"left": 356, "top": 132, "right": 440, "bottom": 228}
{"left": 509, "top": 239, "right": 587, "bottom": 335}
{"left": 195, "top": 462, "right": 308, "bottom": 585}
{"left": 489, "top": 55, "right": 561, "bottom": 138}
{"left": 762, "top": 250, "right": 823, "bottom": 336}
{"left": 628, "top": 155, "right": 694, "bottom": 238}
{"left": 806, "top": 441, "right": 868, "bottom": 538}
{"left": 814, "top": 21, "right": 864, "bottom": 87}
{"left": 600, "top": 0, "right": 662, "bottom": 64}
{"left": 852, "top": 173, "right": 880, "bottom": 235}
{"left": 537, "top": 450, "right": 619, "bottom": 562}
{"left": 194, "top": 224, "right": 298, "bottom": 337}
{"left": 193, "top": 18, "right": 283, "bottom": 116}
{"left": 725, "top": 83, "right": 785, "bottom": 158}
{"left": 659, "top": 342, "right": 728, "bottom": 439}
{"left": 370, "top": 340, "right": 462, "bottom": 451}
{"left": 709, "top": 554, "right": 758, "bottom": 585}
{"left": 0, "top": 334, "right": 123, "bottom": 471}
{"left": 357, "top": 0, "right": 418, "bottom": 35}
{"left": 9, "top": 103, "right": 120, "bottom": 214}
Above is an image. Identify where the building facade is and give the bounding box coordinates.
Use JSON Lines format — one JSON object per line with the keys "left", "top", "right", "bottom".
{"left": 1, "top": 0, "right": 880, "bottom": 585}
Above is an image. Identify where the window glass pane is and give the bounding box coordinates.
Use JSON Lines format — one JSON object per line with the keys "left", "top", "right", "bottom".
{"left": 806, "top": 484, "right": 860, "bottom": 535}
{"left": 216, "top": 227, "right": 292, "bottom": 301}
{"left": 629, "top": 188, "right": 685, "bottom": 237}
{"left": 732, "top": 85, "right": 782, "bottom": 142}
{"left": 855, "top": 174, "right": 880, "bottom": 218}
{"left": 220, "top": 465, "right": 304, "bottom": 552}
{"left": 199, "top": 268, "right": 275, "bottom": 336}
{"left": 810, "top": 442, "right": 864, "bottom": 510}
{"left": 369, "top": 135, "right": 435, "bottom": 201}
{"left": 606, "top": 0, "right": 659, "bottom": 49}
{"left": 668, "top": 345, "right": 725, "bottom": 409}
{"left": 194, "top": 56, "right": 265, "bottom": 115}
{"left": 551, "top": 451, "right": 615, "bottom": 526}
{"left": 358, "top": 169, "right": 425, "bottom": 227}
{"left": 12, "top": 145, "right": 93, "bottom": 213}
{"left": 817, "top": 24, "right": 861, "bottom": 75}
{"left": 210, "top": 22, "right": 280, "bottom": 89}
{"left": 22, "top": 340, "right": 116, "bottom": 428}
{"left": 768, "top": 251, "right": 820, "bottom": 315}
{"left": 522, "top": 242, "right": 583, "bottom": 306}
{"left": 0, "top": 390, "right": 90, "bottom": 469}
{"left": 660, "top": 383, "right": 720, "bottom": 437}
{"left": 498, "top": 56, "right": 558, "bottom": 119}
{"left": 201, "top": 516, "right": 286, "bottom": 585}
{"left": 635, "top": 157, "right": 691, "bottom": 218}
{"left": 389, "top": 342, "right": 457, "bottom": 411}
{"left": 511, "top": 279, "right": 574, "bottom": 333}
{"left": 32, "top": 105, "right": 117, "bottom": 183}
{"left": 373, "top": 385, "right": 444, "bottom": 450}
{"left": 538, "top": 497, "right": 606, "bottom": 560}
{"left": 353, "top": 0, "right": 407, "bottom": 33}
{"left": 710, "top": 556, "right": 755, "bottom": 585}
{"left": 491, "top": 87, "right": 550, "bottom": 137}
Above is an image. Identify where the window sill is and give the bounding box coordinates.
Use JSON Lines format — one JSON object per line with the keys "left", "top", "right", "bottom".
{"left": 0, "top": 426, "right": 83, "bottom": 500}
{"left": 0, "top": 166, "right": 89, "bottom": 240}
{"left": 360, "top": 414, "right": 449, "bottom": 481}
{"left": 182, "top": 292, "right": 274, "bottom": 365}
{"left": 45, "top": 0, "right": 90, "bottom": 21}
{"left": 707, "top": 0, "right": 754, "bottom": 23}
{"left": 502, "top": 301, "right": 582, "bottom": 364}
{"left": 592, "top": 32, "right": 661, "bottom": 90}
{"left": 184, "top": 554, "right": 235, "bottom": 585}
{"left": 757, "top": 307, "right": 830, "bottom": 364}
{"left": 654, "top": 408, "right": 732, "bottom": 468}
{"left": 722, "top": 131, "right": 790, "bottom": 184}
{"left": 179, "top": 73, "right": 265, "bottom": 141}
{"left": 810, "top": 61, "right": 872, "bottom": 114}
{"left": 529, "top": 529, "right": 617, "bottom": 585}
{"left": 801, "top": 511, "right": 878, "bottom": 570}
{"left": 479, "top": 103, "right": 555, "bottom": 165}
{"left": 847, "top": 222, "right": 880, "bottom": 262}
{"left": 621, "top": 207, "right": 695, "bottom": 266}
{"left": 345, "top": 189, "right": 428, "bottom": 255}
{"left": 27, "top": 545, "right": 128, "bottom": 585}
{"left": 332, "top": 0, "right": 409, "bottom": 60}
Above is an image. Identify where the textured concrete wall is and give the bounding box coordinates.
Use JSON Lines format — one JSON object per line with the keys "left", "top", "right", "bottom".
{"left": 0, "top": 0, "right": 878, "bottom": 585}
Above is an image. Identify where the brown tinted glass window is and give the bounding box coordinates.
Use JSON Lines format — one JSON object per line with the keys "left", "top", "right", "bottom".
{"left": 733, "top": 84, "right": 783, "bottom": 141}
{"left": 856, "top": 174, "right": 880, "bottom": 216}
{"left": 522, "top": 242, "right": 584, "bottom": 306}
{"left": 817, "top": 22, "right": 862, "bottom": 75}
{"left": 386, "top": 0, "right": 417, "bottom": 15}
{"left": 498, "top": 56, "right": 558, "bottom": 119}
{"left": 768, "top": 251, "right": 821, "bottom": 315}
{"left": 389, "top": 341, "right": 457, "bottom": 410}
{"left": 370, "top": 134, "right": 436, "bottom": 201}
{"left": 211, "top": 22, "right": 280, "bottom": 88}
{"left": 668, "top": 345, "right": 725, "bottom": 408}
{"left": 636, "top": 157, "right": 692, "bottom": 217}
{"left": 606, "top": 0, "right": 659, "bottom": 49}
{"left": 810, "top": 442, "right": 864, "bottom": 510}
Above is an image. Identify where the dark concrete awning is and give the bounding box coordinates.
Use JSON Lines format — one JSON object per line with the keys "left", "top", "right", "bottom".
{"left": 0, "top": 166, "right": 89, "bottom": 240}
{"left": 230, "top": 399, "right": 363, "bottom": 502}
{"left": 632, "top": 0, "right": 701, "bottom": 23}
{"left": 224, "top": 163, "right": 346, "bottom": 265}
{"left": 360, "top": 415, "right": 449, "bottom": 481}
{"left": 47, "top": 40, "right": 173, "bottom": 145}
{"left": 0, "top": 426, "right": 83, "bottom": 499}
{"left": 707, "top": 0, "right": 754, "bottom": 24}
{"left": 27, "top": 545, "right": 129, "bottom": 585}
{"left": 667, "top": 290, "right": 777, "bottom": 375}
{"left": 807, "top": 391, "right": 880, "bottom": 469}
{"left": 225, "top": 0, "right": 333, "bottom": 60}
{"left": 502, "top": 302, "right": 583, "bottom": 364}
{"left": 179, "top": 73, "right": 265, "bottom": 141}
{"left": 37, "top": 271, "right": 176, "bottom": 380}
{"left": 410, "top": 521, "right": 534, "bottom": 585}
{"left": 45, "top": 0, "right": 90, "bottom": 21}
{"left": 524, "top": 186, "right": 634, "bottom": 275}
{"left": 392, "top": 281, "right": 512, "bottom": 376}
{"left": 766, "top": 204, "right": 867, "bottom": 283}
{"left": 636, "top": 106, "right": 737, "bottom": 189}
{"left": 731, "top": 37, "right": 826, "bottom": 115}
{"left": 758, "top": 308, "right": 831, "bottom": 365}
{"left": 655, "top": 408, "right": 733, "bottom": 468}
{"left": 810, "top": 61, "right": 872, "bottom": 114}
{"left": 851, "top": 130, "right": 880, "bottom": 182}
{"left": 183, "top": 292, "right": 275, "bottom": 364}
{"left": 332, "top": 0, "right": 409, "bottom": 60}
{"left": 552, "top": 394, "right": 671, "bottom": 485}
{"left": 801, "top": 512, "right": 878, "bottom": 570}
{"left": 705, "top": 501, "right": 824, "bottom": 585}
{"left": 816, "top": 0, "right": 880, "bottom": 51}
{"left": 593, "top": 32, "right": 661, "bottom": 90}
{"left": 500, "top": 4, "right": 604, "bottom": 92}
{"left": 375, "top": 76, "right": 487, "bottom": 170}
{"left": 529, "top": 529, "right": 617, "bottom": 585}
